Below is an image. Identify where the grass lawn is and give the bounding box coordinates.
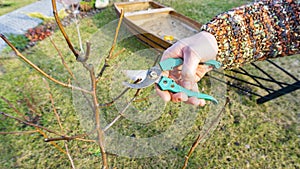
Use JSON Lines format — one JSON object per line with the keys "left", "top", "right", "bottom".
{"left": 0, "top": 0, "right": 37, "bottom": 16}
{"left": 0, "top": 0, "right": 299, "bottom": 168}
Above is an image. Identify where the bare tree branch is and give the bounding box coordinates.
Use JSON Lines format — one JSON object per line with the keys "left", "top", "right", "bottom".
{"left": 77, "top": 41, "right": 91, "bottom": 62}
{"left": 45, "top": 135, "right": 97, "bottom": 143}
{"left": 111, "top": 48, "right": 126, "bottom": 60}
{"left": 96, "top": 10, "right": 125, "bottom": 80}
{"left": 24, "top": 97, "right": 42, "bottom": 117}
{"left": 0, "top": 34, "right": 92, "bottom": 94}
{"left": 1, "top": 96, "right": 29, "bottom": 121}
{"left": 36, "top": 128, "right": 67, "bottom": 154}
{"left": 103, "top": 88, "right": 141, "bottom": 132}
{"left": 0, "top": 111, "right": 64, "bottom": 137}
{"left": 82, "top": 62, "right": 108, "bottom": 168}
{"left": 44, "top": 127, "right": 97, "bottom": 143}
{"left": 64, "top": 142, "right": 76, "bottom": 169}
{"left": 49, "top": 36, "right": 75, "bottom": 78}
{"left": 51, "top": 0, "right": 80, "bottom": 59}
{"left": 182, "top": 97, "right": 230, "bottom": 169}
{"left": 98, "top": 87, "right": 130, "bottom": 108}
{"left": 43, "top": 79, "right": 64, "bottom": 133}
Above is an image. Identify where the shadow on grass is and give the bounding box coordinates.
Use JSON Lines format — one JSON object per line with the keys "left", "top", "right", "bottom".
{"left": 0, "top": 3, "right": 13, "bottom": 7}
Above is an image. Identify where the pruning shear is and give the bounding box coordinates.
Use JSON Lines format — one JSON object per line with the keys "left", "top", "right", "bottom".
{"left": 123, "top": 58, "right": 221, "bottom": 104}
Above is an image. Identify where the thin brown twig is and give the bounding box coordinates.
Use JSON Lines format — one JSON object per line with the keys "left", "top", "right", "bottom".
{"left": 111, "top": 48, "right": 126, "bottom": 60}
{"left": 75, "top": 138, "right": 97, "bottom": 143}
{"left": 51, "top": 0, "right": 79, "bottom": 59}
{"left": 103, "top": 111, "right": 122, "bottom": 132}
{"left": 44, "top": 136, "right": 81, "bottom": 142}
{"left": 96, "top": 10, "right": 124, "bottom": 80}
{"left": 43, "top": 79, "right": 64, "bottom": 133}
{"left": 153, "top": 50, "right": 162, "bottom": 67}
{"left": 0, "top": 34, "right": 92, "bottom": 94}
{"left": 98, "top": 78, "right": 141, "bottom": 108}
{"left": 0, "top": 111, "right": 64, "bottom": 137}
{"left": 64, "top": 142, "right": 76, "bottom": 169}
{"left": 45, "top": 135, "right": 97, "bottom": 143}
{"left": 0, "top": 130, "right": 38, "bottom": 135}
{"left": 98, "top": 87, "right": 130, "bottom": 108}
{"left": 44, "top": 126, "right": 98, "bottom": 143}
{"left": 46, "top": 135, "right": 97, "bottom": 142}
{"left": 96, "top": 47, "right": 126, "bottom": 81}
{"left": 24, "top": 97, "right": 42, "bottom": 117}
{"left": 36, "top": 128, "right": 67, "bottom": 155}
{"left": 1, "top": 96, "right": 29, "bottom": 121}
{"left": 49, "top": 36, "right": 75, "bottom": 78}
{"left": 103, "top": 89, "right": 141, "bottom": 132}
{"left": 44, "top": 133, "right": 88, "bottom": 142}
{"left": 107, "top": 9, "right": 124, "bottom": 61}
{"left": 133, "top": 93, "right": 157, "bottom": 103}
{"left": 181, "top": 97, "right": 230, "bottom": 169}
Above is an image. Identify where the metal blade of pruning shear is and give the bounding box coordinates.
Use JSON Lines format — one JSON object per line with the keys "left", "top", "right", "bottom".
{"left": 122, "top": 70, "right": 148, "bottom": 82}
{"left": 122, "top": 58, "right": 221, "bottom": 104}
{"left": 123, "top": 65, "right": 162, "bottom": 89}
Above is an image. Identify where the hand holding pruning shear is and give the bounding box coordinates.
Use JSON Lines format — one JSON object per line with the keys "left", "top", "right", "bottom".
{"left": 124, "top": 31, "right": 220, "bottom": 106}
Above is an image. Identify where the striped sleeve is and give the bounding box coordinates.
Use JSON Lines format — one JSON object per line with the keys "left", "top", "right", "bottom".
{"left": 201, "top": 0, "right": 300, "bottom": 69}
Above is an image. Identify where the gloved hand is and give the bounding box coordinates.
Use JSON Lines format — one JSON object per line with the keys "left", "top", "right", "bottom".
{"left": 156, "top": 31, "right": 219, "bottom": 106}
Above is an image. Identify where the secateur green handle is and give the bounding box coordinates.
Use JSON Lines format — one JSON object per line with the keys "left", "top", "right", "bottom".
{"left": 158, "top": 76, "right": 218, "bottom": 104}
{"left": 158, "top": 58, "right": 221, "bottom": 104}
{"left": 159, "top": 58, "right": 222, "bottom": 71}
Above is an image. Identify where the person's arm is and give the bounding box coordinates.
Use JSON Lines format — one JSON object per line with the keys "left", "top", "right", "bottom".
{"left": 201, "top": 0, "right": 300, "bottom": 69}
{"left": 156, "top": 0, "right": 299, "bottom": 106}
